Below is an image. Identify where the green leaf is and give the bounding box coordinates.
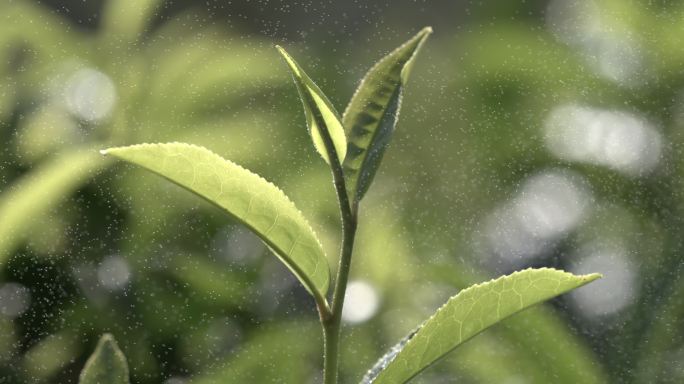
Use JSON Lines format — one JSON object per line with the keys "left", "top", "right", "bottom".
{"left": 79, "top": 334, "right": 129, "bottom": 384}
{"left": 363, "top": 268, "right": 601, "bottom": 384}
{"left": 191, "top": 321, "right": 320, "bottom": 384}
{"left": 0, "top": 148, "right": 109, "bottom": 264}
{"left": 102, "top": 0, "right": 162, "bottom": 40}
{"left": 276, "top": 45, "right": 347, "bottom": 165}
{"left": 101, "top": 143, "right": 330, "bottom": 305}
{"left": 343, "top": 27, "right": 432, "bottom": 202}
{"left": 635, "top": 272, "right": 684, "bottom": 383}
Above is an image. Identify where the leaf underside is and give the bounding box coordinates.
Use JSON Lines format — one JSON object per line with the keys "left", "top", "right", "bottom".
{"left": 343, "top": 27, "right": 432, "bottom": 203}
{"left": 276, "top": 45, "right": 347, "bottom": 165}
{"left": 79, "top": 334, "right": 129, "bottom": 384}
{"left": 364, "top": 268, "right": 601, "bottom": 384}
{"left": 102, "top": 143, "right": 330, "bottom": 303}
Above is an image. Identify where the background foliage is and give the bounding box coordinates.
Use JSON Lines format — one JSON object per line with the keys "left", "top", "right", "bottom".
{"left": 0, "top": 0, "right": 682, "bottom": 382}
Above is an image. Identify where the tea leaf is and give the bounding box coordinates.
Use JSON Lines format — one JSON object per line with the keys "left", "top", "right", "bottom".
{"left": 361, "top": 326, "right": 421, "bottom": 384}
{"left": 79, "top": 334, "right": 129, "bottom": 384}
{"left": 102, "top": 143, "right": 330, "bottom": 304}
{"left": 365, "top": 268, "right": 601, "bottom": 384}
{"left": 276, "top": 46, "right": 347, "bottom": 165}
{"left": 343, "top": 27, "right": 432, "bottom": 202}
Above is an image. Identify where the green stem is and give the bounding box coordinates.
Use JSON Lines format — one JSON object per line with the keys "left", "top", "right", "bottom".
{"left": 318, "top": 143, "right": 357, "bottom": 384}
{"left": 297, "top": 75, "right": 358, "bottom": 384}
{"left": 323, "top": 201, "right": 357, "bottom": 384}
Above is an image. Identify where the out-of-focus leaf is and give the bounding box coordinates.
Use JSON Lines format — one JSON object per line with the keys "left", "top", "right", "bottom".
{"left": 14, "top": 104, "right": 79, "bottom": 164}
{"left": 102, "top": 143, "right": 330, "bottom": 304}
{"left": 0, "top": 148, "right": 108, "bottom": 263}
{"left": 635, "top": 271, "right": 684, "bottom": 383}
{"left": 342, "top": 27, "right": 431, "bottom": 203}
{"left": 0, "top": 76, "right": 15, "bottom": 122}
{"left": 22, "top": 332, "right": 79, "bottom": 381}
{"left": 168, "top": 254, "right": 252, "bottom": 308}
{"left": 0, "top": 317, "right": 17, "bottom": 364}
{"left": 446, "top": 307, "right": 609, "bottom": 383}
{"left": 23, "top": 332, "right": 79, "bottom": 381}
{"left": 145, "top": 39, "right": 285, "bottom": 124}
{"left": 102, "top": 0, "right": 161, "bottom": 40}
{"left": 365, "top": 268, "right": 601, "bottom": 384}
{"left": 276, "top": 46, "right": 347, "bottom": 165}
{"left": 497, "top": 307, "right": 608, "bottom": 383}
{"left": 0, "top": 1, "right": 84, "bottom": 89}
{"left": 79, "top": 334, "right": 129, "bottom": 384}
{"left": 191, "top": 322, "right": 319, "bottom": 384}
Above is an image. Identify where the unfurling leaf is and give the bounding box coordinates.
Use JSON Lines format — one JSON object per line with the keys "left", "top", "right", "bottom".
{"left": 365, "top": 268, "right": 601, "bottom": 384}
{"left": 79, "top": 334, "right": 129, "bottom": 384}
{"left": 343, "top": 27, "right": 432, "bottom": 203}
{"left": 102, "top": 143, "right": 330, "bottom": 305}
{"left": 276, "top": 45, "right": 347, "bottom": 165}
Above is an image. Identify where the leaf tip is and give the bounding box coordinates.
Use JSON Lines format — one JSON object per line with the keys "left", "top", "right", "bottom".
{"left": 79, "top": 333, "right": 129, "bottom": 384}
{"left": 92, "top": 333, "right": 123, "bottom": 356}
{"left": 274, "top": 44, "right": 290, "bottom": 60}
{"left": 583, "top": 272, "right": 603, "bottom": 282}
{"left": 99, "top": 149, "right": 109, "bottom": 156}
{"left": 99, "top": 332, "right": 115, "bottom": 341}
{"left": 275, "top": 45, "right": 301, "bottom": 76}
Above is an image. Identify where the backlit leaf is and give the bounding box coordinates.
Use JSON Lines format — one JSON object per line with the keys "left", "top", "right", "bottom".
{"left": 276, "top": 46, "right": 347, "bottom": 165}
{"left": 365, "top": 268, "right": 601, "bottom": 384}
{"left": 343, "top": 27, "right": 432, "bottom": 202}
{"left": 102, "top": 143, "right": 330, "bottom": 304}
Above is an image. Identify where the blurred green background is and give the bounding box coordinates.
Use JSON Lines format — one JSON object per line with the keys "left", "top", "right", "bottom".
{"left": 1, "top": 0, "right": 683, "bottom": 382}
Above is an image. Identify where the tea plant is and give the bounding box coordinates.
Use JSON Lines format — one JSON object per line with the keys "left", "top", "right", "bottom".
{"left": 94, "top": 28, "right": 600, "bottom": 383}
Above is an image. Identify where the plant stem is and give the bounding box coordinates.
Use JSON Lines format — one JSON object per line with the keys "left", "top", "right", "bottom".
{"left": 323, "top": 200, "right": 357, "bottom": 384}
{"left": 299, "top": 79, "right": 358, "bottom": 384}
{"left": 319, "top": 148, "right": 357, "bottom": 384}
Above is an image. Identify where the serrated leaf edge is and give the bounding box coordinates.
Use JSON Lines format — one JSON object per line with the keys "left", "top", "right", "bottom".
{"left": 366, "top": 267, "right": 601, "bottom": 383}
{"left": 341, "top": 26, "right": 432, "bottom": 121}
{"left": 342, "top": 27, "right": 432, "bottom": 202}
{"left": 102, "top": 142, "right": 330, "bottom": 301}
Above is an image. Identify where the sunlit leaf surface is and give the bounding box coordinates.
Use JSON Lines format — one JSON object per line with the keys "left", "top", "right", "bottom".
{"left": 102, "top": 143, "right": 330, "bottom": 303}
{"left": 276, "top": 46, "right": 347, "bottom": 165}
{"left": 365, "top": 268, "right": 601, "bottom": 384}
